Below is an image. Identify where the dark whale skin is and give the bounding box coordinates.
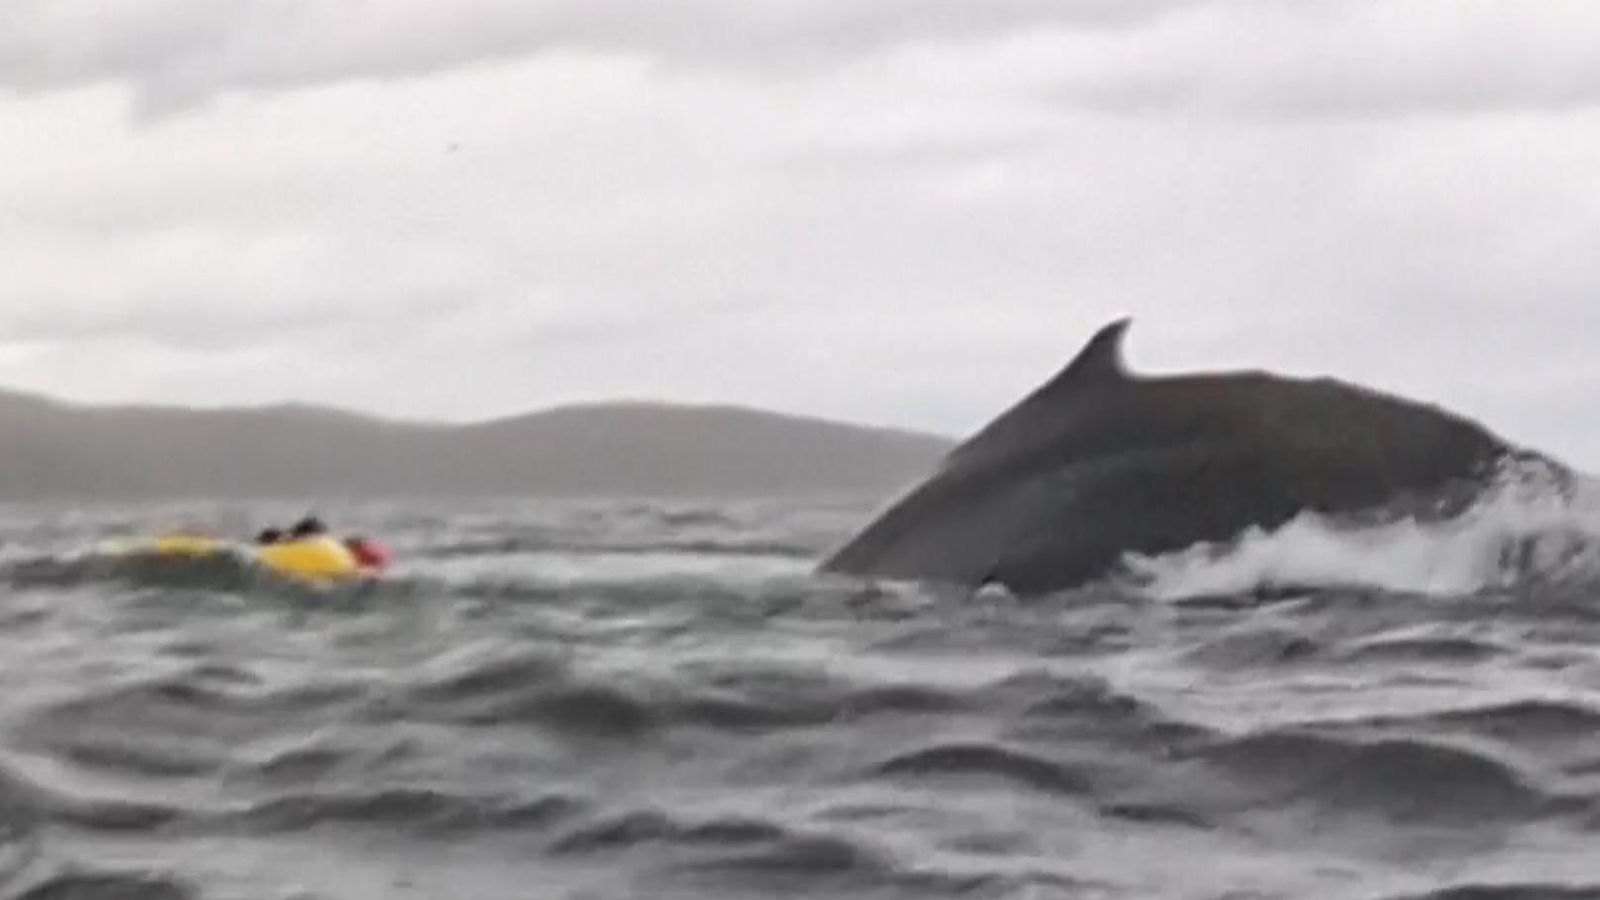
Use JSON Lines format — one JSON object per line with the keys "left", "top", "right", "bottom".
{"left": 820, "top": 318, "right": 1562, "bottom": 595}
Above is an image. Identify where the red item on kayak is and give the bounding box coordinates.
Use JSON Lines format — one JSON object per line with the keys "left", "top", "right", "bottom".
{"left": 345, "top": 536, "right": 392, "bottom": 571}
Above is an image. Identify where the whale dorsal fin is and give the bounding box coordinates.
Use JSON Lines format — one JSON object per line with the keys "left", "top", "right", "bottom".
{"left": 935, "top": 317, "right": 1135, "bottom": 471}
{"left": 1047, "top": 317, "right": 1132, "bottom": 391}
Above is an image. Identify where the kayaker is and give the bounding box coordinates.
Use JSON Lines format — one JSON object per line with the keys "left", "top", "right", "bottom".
{"left": 256, "top": 527, "right": 284, "bottom": 544}
{"left": 288, "top": 516, "right": 328, "bottom": 538}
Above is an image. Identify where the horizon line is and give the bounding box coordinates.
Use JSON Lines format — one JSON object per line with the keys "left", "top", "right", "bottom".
{"left": 0, "top": 382, "right": 959, "bottom": 441}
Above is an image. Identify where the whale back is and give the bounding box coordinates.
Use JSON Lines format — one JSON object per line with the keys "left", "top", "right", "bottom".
{"left": 820, "top": 318, "right": 1529, "bottom": 593}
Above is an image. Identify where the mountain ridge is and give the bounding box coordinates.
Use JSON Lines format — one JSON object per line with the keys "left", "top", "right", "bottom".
{"left": 0, "top": 386, "right": 953, "bottom": 501}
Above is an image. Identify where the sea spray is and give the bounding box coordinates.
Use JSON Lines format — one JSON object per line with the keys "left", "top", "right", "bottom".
{"left": 1124, "top": 456, "right": 1600, "bottom": 601}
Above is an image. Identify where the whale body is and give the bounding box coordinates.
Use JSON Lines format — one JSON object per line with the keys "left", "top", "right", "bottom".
{"left": 820, "top": 318, "right": 1564, "bottom": 595}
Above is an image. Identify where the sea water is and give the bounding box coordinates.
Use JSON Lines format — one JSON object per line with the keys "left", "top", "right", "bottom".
{"left": 0, "top": 486, "right": 1598, "bottom": 899}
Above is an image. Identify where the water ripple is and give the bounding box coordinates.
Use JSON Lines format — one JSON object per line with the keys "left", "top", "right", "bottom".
{"left": 2, "top": 498, "right": 1600, "bottom": 899}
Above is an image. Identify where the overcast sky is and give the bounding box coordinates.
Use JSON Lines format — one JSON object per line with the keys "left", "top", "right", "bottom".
{"left": 3, "top": 1, "right": 1599, "bottom": 463}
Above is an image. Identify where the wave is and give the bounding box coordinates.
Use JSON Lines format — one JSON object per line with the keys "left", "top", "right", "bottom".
{"left": 548, "top": 808, "right": 785, "bottom": 856}
{"left": 420, "top": 536, "right": 818, "bottom": 559}
{"left": 1379, "top": 883, "right": 1600, "bottom": 900}
{"left": 1334, "top": 633, "right": 1512, "bottom": 664}
{"left": 1367, "top": 699, "right": 1600, "bottom": 742}
{"left": 1001, "top": 672, "right": 1215, "bottom": 752}
{"left": 869, "top": 741, "right": 1094, "bottom": 796}
{"left": 547, "top": 805, "right": 1003, "bottom": 896}
{"left": 1125, "top": 458, "right": 1600, "bottom": 601}
{"left": 0, "top": 550, "right": 376, "bottom": 603}
{"left": 1286, "top": 698, "right": 1600, "bottom": 785}
{"left": 2, "top": 553, "right": 254, "bottom": 593}
{"left": 13, "top": 870, "right": 196, "bottom": 900}
{"left": 14, "top": 667, "right": 370, "bottom": 783}
{"left": 0, "top": 533, "right": 820, "bottom": 606}
{"left": 1188, "top": 728, "right": 1569, "bottom": 824}
{"left": 49, "top": 797, "right": 185, "bottom": 833}
{"left": 218, "top": 788, "right": 582, "bottom": 836}
{"left": 387, "top": 648, "right": 972, "bottom": 739}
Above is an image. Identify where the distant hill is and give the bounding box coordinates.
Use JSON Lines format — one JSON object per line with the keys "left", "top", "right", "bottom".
{"left": 0, "top": 389, "right": 954, "bottom": 500}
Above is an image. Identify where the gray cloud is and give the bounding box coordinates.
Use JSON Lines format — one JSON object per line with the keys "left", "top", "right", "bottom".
{"left": 0, "top": 2, "right": 1598, "bottom": 468}
{"left": 1038, "top": 2, "right": 1600, "bottom": 118}
{"left": 4, "top": 1, "right": 1600, "bottom": 120}
{"left": 0, "top": 0, "right": 1190, "bottom": 111}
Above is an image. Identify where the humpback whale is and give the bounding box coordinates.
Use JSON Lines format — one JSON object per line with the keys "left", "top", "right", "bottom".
{"left": 821, "top": 318, "right": 1565, "bottom": 595}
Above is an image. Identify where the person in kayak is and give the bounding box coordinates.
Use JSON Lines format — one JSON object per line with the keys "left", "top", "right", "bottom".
{"left": 254, "top": 516, "right": 325, "bottom": 545}
{"left": 256, "top": 515, "right": 392, "bottom": 572}
{"left": 288, "top": 516, "right": 328, "bottom": 538}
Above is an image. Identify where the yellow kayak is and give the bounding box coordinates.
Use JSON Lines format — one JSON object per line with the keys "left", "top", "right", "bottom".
{"left": 103, "top": 533, "right": 373, "bottom": 585}
{"left": 149, "top": 534, "right": 232, "bottom": 556}
{"left": 253, "top": 536, "right": 366, "bottom": 582}
{"left": 98, "top": 533, "right": 232, "bottom": 559}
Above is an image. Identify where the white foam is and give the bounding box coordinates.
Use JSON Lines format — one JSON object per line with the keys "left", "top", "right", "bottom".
{"left": 1123, "top": 459, "right": 1600, "bottom": 601}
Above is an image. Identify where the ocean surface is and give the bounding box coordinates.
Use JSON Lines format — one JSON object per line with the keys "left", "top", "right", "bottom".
{"left": 2, "top": 483, "right": 1600, "bottom": 900}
